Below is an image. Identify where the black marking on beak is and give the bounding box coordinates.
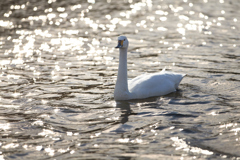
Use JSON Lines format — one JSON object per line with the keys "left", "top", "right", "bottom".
{"left": 115, "top": 40, "right": 123, "bottom": 48}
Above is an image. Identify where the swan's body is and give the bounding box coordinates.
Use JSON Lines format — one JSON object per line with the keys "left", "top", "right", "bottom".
{"left": 114, "top": 36, "right": 185, "bottom": 100}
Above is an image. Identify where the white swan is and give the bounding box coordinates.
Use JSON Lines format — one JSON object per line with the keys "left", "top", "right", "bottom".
{"left": 114, "top": 36, "right": 185, "bottom": 100}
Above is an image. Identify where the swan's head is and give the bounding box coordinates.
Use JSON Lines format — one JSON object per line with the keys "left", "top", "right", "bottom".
{"left": 115, "top": 36, "right": 128, "bottom": 49}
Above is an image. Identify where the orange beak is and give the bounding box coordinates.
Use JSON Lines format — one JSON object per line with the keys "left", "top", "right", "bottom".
{"left": 115, "top": 40, "right": 123, "bottom": 48}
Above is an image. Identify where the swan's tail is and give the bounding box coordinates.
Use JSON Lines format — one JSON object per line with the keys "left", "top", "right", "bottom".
{"left": 174, "top": 73, "right": 186, "bottom": 89}
{"left": 160, "top": 67, "right": 185, "bottom": 89}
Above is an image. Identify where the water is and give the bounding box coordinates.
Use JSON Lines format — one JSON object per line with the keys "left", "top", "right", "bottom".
{"left": 0, "top": 0, "right": 240, "bottom": 159}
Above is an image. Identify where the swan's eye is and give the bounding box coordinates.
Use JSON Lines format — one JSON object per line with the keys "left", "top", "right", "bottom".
{"left": 124, "top": 39, "right": 125, "bottom": 41}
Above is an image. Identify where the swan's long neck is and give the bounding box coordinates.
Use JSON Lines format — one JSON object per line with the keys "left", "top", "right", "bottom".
{"left": 116, "top": 48, "right": 128, "bottom": 91}
{"left": 114, "top": 48, "right": 129, "bottom": 100}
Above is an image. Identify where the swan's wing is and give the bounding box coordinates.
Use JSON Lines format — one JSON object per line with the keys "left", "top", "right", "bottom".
{"left": 128, "top": 68, "right": 167, "bottom": 86}
{"left": 128, "top": 71, "right": 185, "bottom": 99}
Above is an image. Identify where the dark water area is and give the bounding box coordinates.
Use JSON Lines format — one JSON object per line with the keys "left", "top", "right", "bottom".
{"left": 0, "top": 0, "right": 240, "bottom": 159}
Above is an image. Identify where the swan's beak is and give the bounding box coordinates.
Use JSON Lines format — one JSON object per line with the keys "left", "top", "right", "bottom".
{"left": 115, "top": 40, "right": 123, "bottom": 48}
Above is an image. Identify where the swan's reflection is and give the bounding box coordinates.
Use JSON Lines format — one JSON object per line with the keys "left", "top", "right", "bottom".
{"left": 115, "top": 101, "right": 136, "bottom": 124}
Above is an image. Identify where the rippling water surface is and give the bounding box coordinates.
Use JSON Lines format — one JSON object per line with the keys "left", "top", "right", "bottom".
{"left": 0, "top": 0, "right": 240, "bottom": 159}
